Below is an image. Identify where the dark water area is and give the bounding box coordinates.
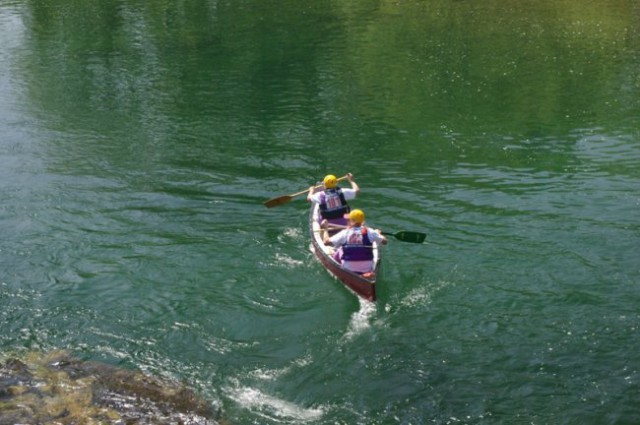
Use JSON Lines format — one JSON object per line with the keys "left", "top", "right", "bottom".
{"left": 1, "top": 0, "right": 639, "bottom": 423}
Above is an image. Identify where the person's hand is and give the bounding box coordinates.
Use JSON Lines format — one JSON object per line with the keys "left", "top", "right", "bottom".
{"left": 346, "top": 172, "right": 354, "bottom": 182}
{"left": 321, "top": 219, "right": 329, "bottom": 229}
{"left": 308, "top": 185, "right": 315, "bottom": 192}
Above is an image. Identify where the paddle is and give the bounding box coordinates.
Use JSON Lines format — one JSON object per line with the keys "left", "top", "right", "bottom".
{"left": 263, "top": 175, "right": 349, "bottom": 208}
{"left": 326, "top": 225, "right": 426, "bottom": 244}
{"left": 383, "top": 231, "right": 426, "bottom": 244}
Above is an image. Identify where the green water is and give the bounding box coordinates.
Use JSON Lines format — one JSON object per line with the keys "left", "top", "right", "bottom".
{"left": 1, "top": 0, "right": 639, "bottom": 423}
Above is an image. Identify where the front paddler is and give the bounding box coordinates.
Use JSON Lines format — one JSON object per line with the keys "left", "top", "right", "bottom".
{"left": 323, "top": 209, "right": 387, "bottom": 275}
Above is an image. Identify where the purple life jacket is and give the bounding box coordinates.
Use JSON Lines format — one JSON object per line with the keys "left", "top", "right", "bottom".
{"left": 342, "top": 227, "right": 373, "bottom": 262}
{"left": 319, "top": 187, "right": 350, "bottom": 220}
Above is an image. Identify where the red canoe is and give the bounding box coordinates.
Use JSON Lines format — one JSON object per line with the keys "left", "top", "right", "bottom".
{"left": 309, "top": 201, "right": 380, "bottom": 302}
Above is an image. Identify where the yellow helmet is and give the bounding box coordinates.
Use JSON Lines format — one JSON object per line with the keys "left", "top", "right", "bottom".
{"left": 349, "top": 209, "right": 365, "bottom": 224}
{"left": 323, "top": 174, "right": 338, "bottom": 189}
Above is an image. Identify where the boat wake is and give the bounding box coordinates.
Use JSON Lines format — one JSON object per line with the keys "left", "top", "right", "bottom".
{"left": 341, "top": 298, "right": 378, "bottom": 342}
{"left": 225, "top": 381, "right": 325, "bottom": 423}
{"left": 398, "top": 286, "right": 436, "bottom": 308}
{"left": 399, "top": 276, "right": 454, "bottom": 309}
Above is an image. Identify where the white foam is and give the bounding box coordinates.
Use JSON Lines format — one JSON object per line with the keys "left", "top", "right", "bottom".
{"left": 259, "top": 252, "right": 306, "bottom": 269}
{"left": 248, "top": 354, "right": 313, "bottom": 381}
{"left": 282, "top": 227, "right": 302, "bottom": 238}
{"left": 399, "top": 286, "right": 434, "bottom": 308}
{"left": 341, "top": 298, "right": 377, "bottom": 342}
{"left": 277, "top": 227, "right": 303, "bottom": 244}
{"left": 227, "top": 385, "right": 324, "bottom": 423}
{"left": 274, "top": 253, "right": 304, "bottom": 268}
{"left": 397, "top": 278, "right": 454, "bottom": 310}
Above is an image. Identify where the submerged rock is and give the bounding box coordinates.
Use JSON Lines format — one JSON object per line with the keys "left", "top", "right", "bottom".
{"left": 0, "top": 350, "right": 221, "bottom": 425}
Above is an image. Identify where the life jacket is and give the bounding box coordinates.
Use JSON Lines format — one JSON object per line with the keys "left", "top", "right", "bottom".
{"left": 319, "top": 187, "right": 350, "bottom": 220}
{"left": 342, "top": 227, "right": 374, "bottom": 262}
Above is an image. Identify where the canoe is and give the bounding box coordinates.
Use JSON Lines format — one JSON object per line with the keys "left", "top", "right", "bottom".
{"left": 309, "top": 201, "right": 380, "bottom": 302}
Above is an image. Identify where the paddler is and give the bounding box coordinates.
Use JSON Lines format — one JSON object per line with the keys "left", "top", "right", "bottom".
{"left": 323, "top": 209, "right": 387, "bottom": 274}
{"left": 307, "top": 172, "right": 359, "bottom": 229}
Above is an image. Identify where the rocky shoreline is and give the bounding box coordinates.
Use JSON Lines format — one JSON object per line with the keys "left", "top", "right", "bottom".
{"left": 0, "top": 350, "right": 221, "bottom": 424}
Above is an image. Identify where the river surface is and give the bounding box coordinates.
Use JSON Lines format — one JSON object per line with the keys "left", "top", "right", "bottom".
{"left": 1, "top": 1, "right": 639, "bottom": 424}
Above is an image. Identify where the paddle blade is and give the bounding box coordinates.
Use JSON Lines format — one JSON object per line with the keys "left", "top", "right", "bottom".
{"left": 387, "top": 231, "right": 426, "bottom": 243}
{"left": 263, "top": 195, "right": 293, "bottom": 208}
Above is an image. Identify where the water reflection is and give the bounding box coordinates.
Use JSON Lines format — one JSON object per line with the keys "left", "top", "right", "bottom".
{"left": 16, "top": 0, "right": 640, "bottom": 171}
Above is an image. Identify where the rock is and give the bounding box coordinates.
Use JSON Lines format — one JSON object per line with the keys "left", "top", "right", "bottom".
{"left": 0, "top": 351, "right": 221, "bottom": 425}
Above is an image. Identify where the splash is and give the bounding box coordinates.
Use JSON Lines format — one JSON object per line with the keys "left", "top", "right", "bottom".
{"left": 341, "top": 298, "right": 378, "bottom": 342}
{"left": 282, "top": 227, "right": 303, "bottom": 239}
{"left": 258, "top": 252, "right": 305, "bottom": 270}
{"left": 276, "top": 227, "right": 304, "bottom": 245}
{"left": 398, "top": 286, "right": 435, "bottom": 308}
{"left": 274, "top": 253, "right": 304, "bottom": 268}
{"left": 396, "top": 276, "right": 456, "bottom": 310}
{"left": 247, "top": 355, "right": 313, "bottom": 381}
{"left": 226, "top": 384, "right": 324, "bottom": 423}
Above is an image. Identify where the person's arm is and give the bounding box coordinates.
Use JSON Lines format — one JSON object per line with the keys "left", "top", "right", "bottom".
{"left": 372, "top": 228, "right": 388, "bottom": 245}
{"left": 324, "top": 230, "right": 346, "bottom": 246}
{"left": 307, "top": 186, "right": 316, "bottom": 202}
{"left": 346, "top": 173, "right": 359, "bottom": 195}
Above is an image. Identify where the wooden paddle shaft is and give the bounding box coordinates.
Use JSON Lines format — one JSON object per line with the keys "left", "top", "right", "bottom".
{"left": 263, "top": 175, "right": 351, "bottom": 208}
